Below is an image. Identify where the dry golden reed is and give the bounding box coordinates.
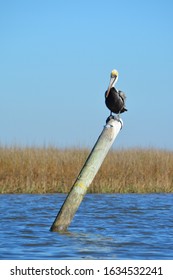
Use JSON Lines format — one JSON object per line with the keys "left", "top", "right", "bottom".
{"left": 0, "top": 146, "right": 173, "bottom": 193}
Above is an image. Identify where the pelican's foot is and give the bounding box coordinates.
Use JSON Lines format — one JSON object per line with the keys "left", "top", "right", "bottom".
{"left": 106, "top": 114, "right": 122, "bottom": 124}
{"left": 106, "top": 115, "right": 115, "bottom": 123}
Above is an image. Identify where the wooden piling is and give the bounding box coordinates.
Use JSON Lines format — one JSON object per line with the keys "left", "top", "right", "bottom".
{"left": 50, "top": 117, "right": 123, "bottom": 232}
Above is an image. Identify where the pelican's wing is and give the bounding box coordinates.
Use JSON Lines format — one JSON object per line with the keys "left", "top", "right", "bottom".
{"left": 118, "top": 90, "right": 126, "bottom": 101}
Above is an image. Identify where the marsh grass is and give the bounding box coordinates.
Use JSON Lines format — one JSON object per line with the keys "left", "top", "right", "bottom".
{"left": 0, "top": 146, "right": 173, "bottom": 193}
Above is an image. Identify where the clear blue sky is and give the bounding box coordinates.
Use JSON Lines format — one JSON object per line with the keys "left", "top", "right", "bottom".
{"left": 1, "top": 0, "right": 173, "bottom": 149}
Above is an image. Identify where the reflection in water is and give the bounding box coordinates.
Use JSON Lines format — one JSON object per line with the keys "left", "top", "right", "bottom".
{"left": 0, "top": 193, "right": 173, "bottom": 259}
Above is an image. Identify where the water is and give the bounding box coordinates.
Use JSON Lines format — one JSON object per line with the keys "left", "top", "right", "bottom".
{"left": 0, "top": 193, "right": 173, "bottom": 259}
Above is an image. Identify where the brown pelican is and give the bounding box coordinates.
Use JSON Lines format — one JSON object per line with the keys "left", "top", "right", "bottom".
{"left": 105, "top": 69, "right": 127, "bottom": 117}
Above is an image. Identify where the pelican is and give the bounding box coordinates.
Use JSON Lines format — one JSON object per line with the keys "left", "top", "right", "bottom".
{"left": 105, "top": 69, "right": 127, "bottom": 117}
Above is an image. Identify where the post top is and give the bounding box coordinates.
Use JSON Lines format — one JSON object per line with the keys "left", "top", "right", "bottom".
{"left": 105, "top": 116, "right": 123, "bottom": 129}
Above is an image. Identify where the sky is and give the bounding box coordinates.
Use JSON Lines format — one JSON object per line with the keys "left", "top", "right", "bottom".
{"left": 0, "top": 0, "right": 173, "bottom": 150}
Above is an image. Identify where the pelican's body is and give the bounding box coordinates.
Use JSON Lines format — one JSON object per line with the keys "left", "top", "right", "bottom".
{"left": 105, "top": 69, "right": 127, "bottom": 116}
{"left": 105, "top": 88, "right": 127, "bottom": 114}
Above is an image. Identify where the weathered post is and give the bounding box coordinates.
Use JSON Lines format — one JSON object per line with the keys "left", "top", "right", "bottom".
{"left": 50, "top": 117, "right": 123, "bottom": 232}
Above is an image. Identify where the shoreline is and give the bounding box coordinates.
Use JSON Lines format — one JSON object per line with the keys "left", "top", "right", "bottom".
{"left": 0, "top": 147, "right": 173, "bottom": 194}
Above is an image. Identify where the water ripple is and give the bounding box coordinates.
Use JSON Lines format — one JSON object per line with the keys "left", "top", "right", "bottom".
{"left": 0, "top": 193, "right": 173, "bottom": 259}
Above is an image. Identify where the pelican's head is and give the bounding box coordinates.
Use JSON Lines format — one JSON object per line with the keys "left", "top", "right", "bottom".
{"left": 111, "top": 69, "right": 119, "bottom": 80}
{"left": 106, "top": 69, "right": 119, "bottom": 98}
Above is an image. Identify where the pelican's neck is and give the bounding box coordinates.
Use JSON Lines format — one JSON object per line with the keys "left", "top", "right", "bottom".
{"left": 109, "top": 77, "right": 117, "bottom": 89}
{"left": 106, "top": 76, "right": 118, "bottom": 98}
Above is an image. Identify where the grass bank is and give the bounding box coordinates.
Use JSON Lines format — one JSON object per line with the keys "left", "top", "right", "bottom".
{"left": 0, "top": 146, "right": 173, "bottom": 193}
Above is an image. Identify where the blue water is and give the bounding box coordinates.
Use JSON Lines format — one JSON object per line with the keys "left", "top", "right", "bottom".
{"left": 0, "top": 193, "right": 173, "bottom": 259}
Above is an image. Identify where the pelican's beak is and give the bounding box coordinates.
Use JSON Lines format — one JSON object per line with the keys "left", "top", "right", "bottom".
{"left": 106, "top": 76, "right": 117, "bottom": 98}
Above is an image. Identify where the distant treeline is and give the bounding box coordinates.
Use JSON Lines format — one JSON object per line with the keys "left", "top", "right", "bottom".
{"left": 0, "top": 146, "right": 173, "bottom": 194}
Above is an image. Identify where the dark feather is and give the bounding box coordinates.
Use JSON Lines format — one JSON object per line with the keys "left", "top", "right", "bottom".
{"left": 105, "top": 87, "right": 127, "bottom": 114}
